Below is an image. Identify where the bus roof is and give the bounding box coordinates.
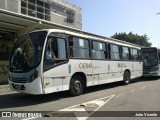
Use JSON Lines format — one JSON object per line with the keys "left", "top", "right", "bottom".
{"left": 31, "top": 29, "right": 142, "bottom": 49}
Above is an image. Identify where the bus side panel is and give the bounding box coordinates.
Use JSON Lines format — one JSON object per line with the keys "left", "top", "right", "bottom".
{"left": 43, "top": 59, "right": 92, "bottom": 94}
{"left": 43, "top": 63, "right": 70, "bottom": 94}
{"left": 131, "top": 61, "right": 143, "bottom": 79}
{"left": 105, "top": 61, "right": 123, "bottom": 83}
{"left": 91, "top": 60, "right": 107, "bottom": 85}
{"left": 69, "top": 59, "right": 93, "bottom": 87}
{"left": 92, "top": 60, "right": 122, "bottom": 85}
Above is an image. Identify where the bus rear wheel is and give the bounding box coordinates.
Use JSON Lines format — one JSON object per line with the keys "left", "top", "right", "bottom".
{"left": 69, "top": 76, "right": 84, "bottom": 96}
{"left": 123, "top": 71, "right": 130, "bottom": 85}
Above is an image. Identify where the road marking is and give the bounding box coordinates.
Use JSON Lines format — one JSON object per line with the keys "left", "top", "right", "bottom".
{"left": 60, "top": 94, "right": 114, "bottom": 111}
{"left": 22, "top": 95, "right": 115, "bottom": 120}
{"left": 43, "top": 95, "right": 115, "bottom": 120}
{"left": 83, "top": 95, "right": 115, "bottom": 119}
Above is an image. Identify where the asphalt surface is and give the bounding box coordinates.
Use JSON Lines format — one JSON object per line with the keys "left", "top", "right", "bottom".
{"left": 0, "top": 77, "right": 160, "bottom": 120}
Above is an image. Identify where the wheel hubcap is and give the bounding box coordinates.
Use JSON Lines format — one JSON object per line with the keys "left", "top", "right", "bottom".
{"left": 73, "top": 80, "right": 81, "bottom": 92}
{"left": 125, "top": 73, "right": 129, "bottom": 83}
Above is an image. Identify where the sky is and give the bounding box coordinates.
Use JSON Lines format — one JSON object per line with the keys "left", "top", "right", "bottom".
{"left": 65, "top": 0, "right": 160, "bottom": 47}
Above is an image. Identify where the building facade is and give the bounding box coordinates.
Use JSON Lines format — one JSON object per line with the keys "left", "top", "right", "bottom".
{"left": 0, "top": 0, "right": 82, "bottom": 84}
{"left": 0, "top": 0, "right": 82, "bottom": 29}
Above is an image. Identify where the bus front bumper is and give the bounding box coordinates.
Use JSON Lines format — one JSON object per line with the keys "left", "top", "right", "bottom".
{"left": 143, "top": 71, "right": 159, "bottom": 76}
{"left": 8, "top": 76, "right": 44, "bottom": 95}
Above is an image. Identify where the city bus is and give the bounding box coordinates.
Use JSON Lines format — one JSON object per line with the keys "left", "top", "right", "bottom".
{"left": 8, "top": 29, "right": 143, "bottom": 96}
{"left": 142, "top": 47, "right": 160, "bottom": 76}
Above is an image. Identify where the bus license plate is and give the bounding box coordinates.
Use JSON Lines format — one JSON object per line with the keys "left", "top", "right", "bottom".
{"left": 12, "top": 84, "right": 25, "bottom": 90}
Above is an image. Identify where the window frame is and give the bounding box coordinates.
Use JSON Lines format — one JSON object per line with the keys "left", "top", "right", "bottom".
{"left": 108, "top": 43, "right": 121, "bottom": 61}
{"left": 91, "top": 40, "right": 107, "bottom": 60}
{"left": 43, "top": 35, "right": 68, "bottom": 71}
{"left": 68, "top": 36, "right": 91, "bottom": 59}
{"left": 130, "top": 48, "right": 139, "bottom": 61}
{"left": 121, "top": 46, "right": 130, "bottom": 60}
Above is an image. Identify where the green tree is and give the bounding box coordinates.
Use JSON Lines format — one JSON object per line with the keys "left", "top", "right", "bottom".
{"left": 111, "top": 32, "right": 152, "bottom": 47}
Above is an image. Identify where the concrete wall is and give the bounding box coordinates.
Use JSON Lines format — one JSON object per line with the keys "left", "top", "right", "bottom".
{"left": 7, "top": 0, "right": 19, "bottom": 13}
{"left": 0, "top": 0, "right": 6, "bottom": 10}
{"left": 0, "top": 0, "right": 19, "bottom": 13}
{"left": 50, "top": 0, "right": 82, "bottom": 29}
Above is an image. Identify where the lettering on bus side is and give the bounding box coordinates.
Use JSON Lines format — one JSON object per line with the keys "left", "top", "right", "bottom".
{"left": 79, "top": 63, "right": 92, "bottom": 69}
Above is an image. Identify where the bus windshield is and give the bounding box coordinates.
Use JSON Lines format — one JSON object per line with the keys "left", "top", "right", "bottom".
{"left": 142, "top": 48, "right": 158, "bottom": 67}
{"left": 10, "top": 31, "right": 47, "bottom": 72}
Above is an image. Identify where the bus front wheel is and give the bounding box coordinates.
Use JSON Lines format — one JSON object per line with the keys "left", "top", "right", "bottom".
{"left": 123, "top": 71, "right": 130, "bottom": 85}
{"left": 69, "top": 76, "right": 84, "bottom": 96}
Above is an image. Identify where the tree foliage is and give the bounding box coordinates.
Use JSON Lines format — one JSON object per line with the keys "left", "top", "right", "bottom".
{"left": 111, "top": 32, "right": 152, "bottom": 47}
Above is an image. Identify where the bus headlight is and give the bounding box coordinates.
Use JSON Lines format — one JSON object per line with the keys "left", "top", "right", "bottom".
{"left": 28, "top": 70, "right": 38, "bottom": 82}
{"left": 151, "top": 67, "right": 159, "bottom": 72}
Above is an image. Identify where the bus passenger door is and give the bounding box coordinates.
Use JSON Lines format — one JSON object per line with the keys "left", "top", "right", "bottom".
{"left": 121, "top": 46, "right": 132, "bottom": 77}
{"left": 106, "top": 44, "right": 122, "bottom": 82}
{"left": 43, "top": 36, "right": 69, "bottom": 94}
{"left": 90, "top": 41, "right": 108, "bottom": 86}
{"left": 130, "top": 49, "right": 143, "bottom": 78}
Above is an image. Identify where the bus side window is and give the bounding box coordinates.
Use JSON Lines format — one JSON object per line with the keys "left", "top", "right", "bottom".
{"left": 69, "top": 36, "right": 90, "bottom": 59}
{"left": 131, "top": 48, "right": 138, "bottom": 61}
{"left": 44, "top": 37, "right": 67, "bottom": 69}
{"left": 92, "top": 41, "right": 106, "bottom": 59}
{"left": 45, "top": 38, "right": 57, "bottom": 60}
{"left": 109, "top": 44, "right": 120, "bottom": 60}
{"left": 121, "top": 46, "right": 130, "bottom": 60}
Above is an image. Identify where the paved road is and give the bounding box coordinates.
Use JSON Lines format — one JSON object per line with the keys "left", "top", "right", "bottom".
{"left": 0, "top": 77, "right": 160, "bottom": 120}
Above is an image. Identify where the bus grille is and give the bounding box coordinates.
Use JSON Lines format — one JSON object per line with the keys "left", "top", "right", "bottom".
{"left": 10, "top": 77, "right": 28, "bottom": 83}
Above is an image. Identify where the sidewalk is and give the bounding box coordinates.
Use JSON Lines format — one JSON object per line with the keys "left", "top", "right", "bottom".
{"left": 0, "top": 83, "right": 13, "bottom": 95}
{"left": 0, "top": 84, "right": 9, "bottom": 89}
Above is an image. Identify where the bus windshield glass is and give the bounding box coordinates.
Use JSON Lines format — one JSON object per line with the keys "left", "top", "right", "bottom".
{"left": 10, "top": 31, "right": 47, "bottom": 72}
{"left": 142, "top": 48, "right": 158, "bottom": 67}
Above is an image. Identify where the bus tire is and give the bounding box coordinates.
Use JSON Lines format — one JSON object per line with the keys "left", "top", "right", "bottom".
{"left": 123, "top": 71, "right": 130, "bottom": 85}
{"left": 69, "top": 75, "right": 84, "bottom": 96}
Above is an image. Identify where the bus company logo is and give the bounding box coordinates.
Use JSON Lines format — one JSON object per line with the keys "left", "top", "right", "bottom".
{"left": 79, "top": 63, "right": 92, "bottom": 69}
{"left": 2, "top": 112, "right": 11, "bottom": 117}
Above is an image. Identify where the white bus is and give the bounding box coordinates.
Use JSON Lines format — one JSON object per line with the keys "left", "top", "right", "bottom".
{"left": 142, "top": 47, "right": 160, "bottom": 76}
{"left": 8, "top": 29, "right": 143, "bottom": 96}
